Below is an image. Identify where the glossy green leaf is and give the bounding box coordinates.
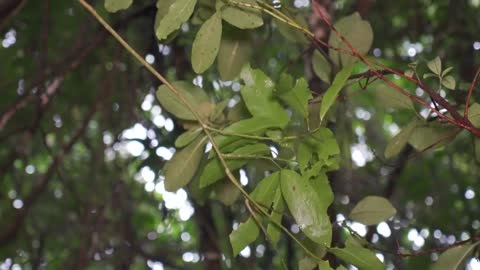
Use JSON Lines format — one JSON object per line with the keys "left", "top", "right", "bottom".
{"left": 230, "top": 218, "right": 259, "bottom": 256}
{"left": 328, "top": 242, "right": 384, "bottom": 270}
{"left": 217, "top": 35, "right": 251, "bottom": 80}
{"left": 328, "top": 12, "right": 374, "bottom": 67}
{"left": 442, "top": 75, "right": 456, "bottom": 90}
{"left": 384, "top": 119, "right": 418, "bottom": 159}
{"left": 266, "top": 188, "right": 285, "bottom": 246}
{"left": 156, "top": 81, "right": 213, "bottom": 121}
{"left": 104, "top": 0, "right": 133, "bottom": 12}
{"left": 313, "top": 51, "right": 332, "bottom": 84}
{"left": 216, "top": 0, "right": 263, "bottom": 29}
{"left": 431, "top": 242, "right": 479, "bottom": 270}
{"left": 240, "top": 66, "right": 290, "bottom": 127}
{"left": 277, "top": 78, "right": 312, "bottom": 119}
{"left": 192, "top": 12, "right": 222, "bottom": 73}
{"left": 349, "top": 196, "right": 396, "bottom": 225}
{"left": 427, "top": 56, "right": 442, "bottom": 75}
{"left": 319, "top": 65, "right": 354, "bottom": 121}
{"left": 164, "top": 136, "right": 207, "bottom": 192}
{"left": 200, "top": 143, "right": 270, "bottom": 187}
{"left": 374, "top": 82, "right": 415, "bottom": 110}
{"left": 155, "top": 0, "right": 197, "bottom": 40}
{"left": 280, "top": 170, "right": 332, "bottom": 246}
{"left": 175, "top": 128, "right": 202, "bottom": 148}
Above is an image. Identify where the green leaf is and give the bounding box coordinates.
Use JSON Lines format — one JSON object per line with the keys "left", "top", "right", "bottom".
{"left": 280, "top": 170, "right": 332, "bottom": 246}
{"left": 277, "top": 78, "right": 312, "bottom": 119}
{"left": 156, "top": 81, "right": 213, "bottom": 121}
{"left": 442, "top": 66, "right": 454, "bottom": 76}
{"left": 214, "top": 181, "right": 241, "bottom": 205}
{"left": 427, "top": 56, "right": 442, "bottom": 75}
{"left": 328, "top": 12, "right": 374, "bottom": 67}
{"left": 217, "top": 35, "right": 251, "bottom": 80}
{"left": 328, "top": 241, "right": 384, "bottom": 270}
{"left": 408, "top": 123, "right": 459, "bottom": 151}
{"left": 164, "top": 136, "right": 207, "bottom": 191}
{"left": 274, "top": 13, "right": 309, "bottom": 44}
{"left": 266, "top": 188, "right": 285, "bottom": 246}
{"left": 384, "top": 119, "right": 418, "bottom": 159}
{"left": 214, "top": 117, "right": 281, "bottom": 148}
{"left": 475, "top": 138, "right": 480, "bottom": 163}
{"left": 175, "top": 128, "right": 203, "bottom": 148}
{"left": 216, "top": 0, "right": 263, "bottom": 29}
{"left": 299, "top": 256, "right": 317, "bottom": 270}
{"left": 312, "top": 51, "right": 332, "bottom": 84}
{"left": 349, "top": 196, "right": 396, "bottom": 225}
{"left": 374, "top": 82, "right": 415, "bottom": 111}
{"left": 251, "top": 172, "right": 280, "bottom": 204}
{"left": 240, "top": 66, "right": 290, "bottom": 127}
{"left": 442, "top": 75, "right": 456, "bottom": 90}
{"left": 155, "top": 0, "right": 197, "bottom": 40}
{"left": 154, "top": 0, "right": 177, "bottom": 36}
{"left": 404, "top": 69, "right": 415, "bottom": 77}
{"left": 192, "top": 12, "right": 222, "bottom": 73}
{"left": 423, "top": 73, "right": 438, "bottom": 79}
{"left": 230, "top": 218, "right": 259, "bottom": 256}
{"left": 431, "top": 242, "right": 479, "bottom": 270}
{"left": 318, "top": 260, "right": 334, "bottom": 270}
{"left": 200, "top": 143, "right": 270, "bottom": 187}
{"left": 319, "top": 65, "right": 354, "bottom": 121}
{"left": 104, "top": 0, "right": 133, "bottom": 12}
{"left": 468, "top": 103, "right": 480, "bottom": 128}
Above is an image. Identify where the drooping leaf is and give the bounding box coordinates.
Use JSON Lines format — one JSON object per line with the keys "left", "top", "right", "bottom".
{"left": 217, "top": 35, "right": 251, "bottom": 80}
{"left": 427, "top": 56, "right": 442, "bottom": 75}
{"left": 431, "top": 242, "right": 479, "bottom": 270}
{"left": 441, "top": 75, "right": 456, "bottom": 90}
{"left": 349, "top": 196, "right": 396, "bottom": 225}
{"left": 328, "top": 12, "right": 374, "bottom": 67}
{"left": 328, "top": 239, "right": 384, "bottom": 270}
{"left": 312, "top": 51, "right": 332, "bottom": 84}
{"left": 155, "top": 0, "right": 197, "bottom": 40}
{"left": 156, "top": 81, "right": 213, "bottom": 121}
{"left": 164, "top": 136, "right": 207, "bottom": 191}
{"left": 280, "top": 170, "right": 332, "bottom": 246}
{"left": 277, "top": 78, "right": 312, "bottom": 119}
{"left": 104, "top": 0, "right": 133, "bottom": 12}
{"left": 384, "top": 119, "right": 418, "bottom": 159}
{"left": 200, "top": 143, "right": 270, "bottom": 187}
{"left": 374, "top": 82, "right": 415, "bottom": 111}
{"left": 319, "top": 65, "right": 354, "bottom": 121}
{"left": 175, "top": 128, "right": 203, "bottom": 148}
{"left": 192, "top": 12, "right": 222, "bottom": 73}
{"left": 240, "top": 66, "right": 290, "bottom": 127}
{"left": 230, "top": 218, "right": 259, "bottom": 256}
{"left": 216, "top": 0, "right": 263, "bottom": 29}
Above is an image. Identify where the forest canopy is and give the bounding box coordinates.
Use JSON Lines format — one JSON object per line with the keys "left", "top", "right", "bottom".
{"left": 0, "top": 0, "right": 480, "bottom": 269}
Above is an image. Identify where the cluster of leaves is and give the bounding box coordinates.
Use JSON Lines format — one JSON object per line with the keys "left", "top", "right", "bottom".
{"left": 101, "top": 0, "right": 480, "bottom": 269}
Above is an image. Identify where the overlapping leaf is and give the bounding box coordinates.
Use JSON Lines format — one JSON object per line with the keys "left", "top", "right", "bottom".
{"left": 217, "top": 35, "right": 251, "bottom": 80}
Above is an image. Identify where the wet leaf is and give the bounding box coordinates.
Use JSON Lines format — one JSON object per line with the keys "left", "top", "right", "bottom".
{"left": 320, "top": 65, "right": 354, "bottom": 121}
{"left": 164, "top": 136, "right": 207, "bottom": 191}
{"left": 156, "top": 0, "right": 197, "bottom": 40}
{"left": 192, "top": 12, "right": 222, "bottom": 73}
{"left": 349, "top": 196, "right": 396, "bottom": 225}
{"left": 281, "top": 170, "right": 332, "bottom": 246}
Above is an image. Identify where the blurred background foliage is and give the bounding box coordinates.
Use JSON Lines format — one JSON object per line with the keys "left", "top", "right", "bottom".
{"left": 0, "top": 0, "right": 479, "bottom": 269}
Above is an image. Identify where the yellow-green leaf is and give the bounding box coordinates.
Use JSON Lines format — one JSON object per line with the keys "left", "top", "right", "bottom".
{"left": 155, "top": 0, "right": 197, "bottom": 40}
{"left": 431, "top": 242, "right": 479, "bottom": 270}
{"left": 468, "top": 103, "right": 480, "bottom": 128}
{"left": 427, "top": 56, "right": 442, "bottom": 75}
{"left": 319, "top": 65, "right": 354, "bottom": 121}
{"left": 442, "top": 75, "right": 456, "bottom": 90}
{"left": 104, "top": 0, "right": 133, "bottom": 12}
{"left": 192, "top": 12, "right": 223, "bottom": 73}
{"left": 164, "top": 136, "right": 207, "bottom": 191}
{"left": 349, "top": 196, "right": 396, "bottom": 225}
